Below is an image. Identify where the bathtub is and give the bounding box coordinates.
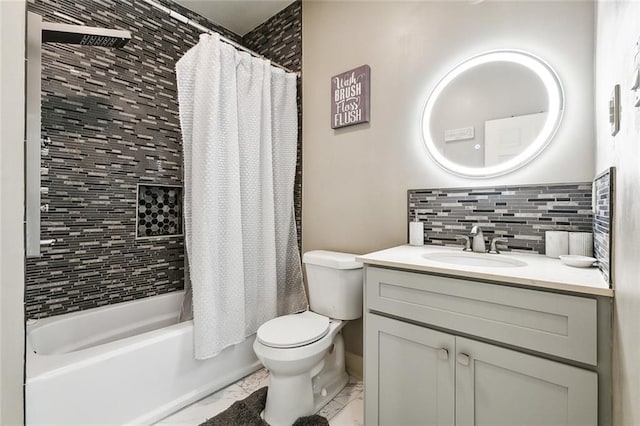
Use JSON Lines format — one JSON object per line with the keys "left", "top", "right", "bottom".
{"left": 25, "top": 291, "right": 261, "bottom": 425}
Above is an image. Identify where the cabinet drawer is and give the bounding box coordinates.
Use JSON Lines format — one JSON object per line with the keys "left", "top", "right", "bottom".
{"left": 366, "top": 266, "right": 597, "bottom": 365}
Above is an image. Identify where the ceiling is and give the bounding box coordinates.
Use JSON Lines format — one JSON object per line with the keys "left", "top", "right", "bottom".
{"left": 174, "top": 0, "right": 296, "bottom": 36}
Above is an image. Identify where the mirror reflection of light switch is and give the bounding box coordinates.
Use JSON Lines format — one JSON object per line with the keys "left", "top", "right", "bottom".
{"left": 444, "top": 126, "right": 474, "bottom": 142}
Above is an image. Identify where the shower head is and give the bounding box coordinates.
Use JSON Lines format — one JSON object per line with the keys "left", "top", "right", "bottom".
{"left": 42, "top": 21, "right": 131, "bottom": 48}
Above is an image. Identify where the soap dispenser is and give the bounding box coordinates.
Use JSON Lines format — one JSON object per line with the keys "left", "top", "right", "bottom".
{"left": 409, "top": 210, "right": 424, "bottom": 246}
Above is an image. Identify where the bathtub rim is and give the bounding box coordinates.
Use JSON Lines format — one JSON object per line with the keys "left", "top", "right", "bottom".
{"left": 26, "top": 291, "right": 187, "bottom": 381}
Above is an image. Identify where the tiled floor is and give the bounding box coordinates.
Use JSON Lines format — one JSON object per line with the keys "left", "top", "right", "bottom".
{"left": 155, "top": 368, "right": 363, "bottom": 426}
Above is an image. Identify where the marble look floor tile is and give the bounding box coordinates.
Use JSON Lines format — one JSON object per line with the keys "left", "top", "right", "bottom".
{"left": 155, "top": 383, "right": 249, "bottom": 425}
{"left": 236, "top": 367, "right": 270, "bottom": 394}
{"left": 155, "top": 373, "right": 362, "bottom": 426}
{"left": 332, "top": 377, "right": 363, "bottom": 406}
{"left": 329, "top": 394, "right": 364, "bottom": 426}
{"left": 317, "top": 398, "right": 346, "bottom": 420}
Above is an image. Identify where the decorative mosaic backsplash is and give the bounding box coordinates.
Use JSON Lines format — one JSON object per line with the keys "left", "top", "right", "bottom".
{"left": 244, "top": 0, "right": 302, "bottom": 250}
{"left": 594, "top": 168, "right": 614, "bottom": 285}
{"left": 408, "top": 183, "right": 594, "bottom": 254}
{"left": 137, "top": 185, "right": 183, "bottom": 238}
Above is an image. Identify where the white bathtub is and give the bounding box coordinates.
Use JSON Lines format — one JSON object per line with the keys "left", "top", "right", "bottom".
{"left": 26, "top": 291, "right": 261, "bottom": 425}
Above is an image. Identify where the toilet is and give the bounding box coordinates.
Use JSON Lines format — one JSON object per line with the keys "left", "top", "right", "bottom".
{"left": 253, "top": 250, "right": 363, "bottom": 426}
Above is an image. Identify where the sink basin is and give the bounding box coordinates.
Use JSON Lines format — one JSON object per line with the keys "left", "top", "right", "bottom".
{"left": 422, "top": 252, "right": 527, "bottom": 268}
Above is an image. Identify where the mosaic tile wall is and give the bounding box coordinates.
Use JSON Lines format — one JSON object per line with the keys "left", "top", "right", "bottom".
{"left": 243, "top": 0, "right": 303, "bottom": 250}
{"left": 594, "top": 168, "right": 614, "bottom": 285}
{"left": 408, "top": 183, "right": 594, "bottom": 254}
{"left": 137, "top": 185, "right": 183, "bottom": 238}
{"left": 25, "top": 0, "right": 244, "bottom": 319}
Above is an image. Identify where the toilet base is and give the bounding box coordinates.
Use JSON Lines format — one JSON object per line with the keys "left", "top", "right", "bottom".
{"left": 312, "top": 369, "right": 349, "bottom": 412}
{"left": 262, "top": 332, "right": 349, "bottom": 426}
{"left": 311, "top": 332, "right": 349, "bottom": 412}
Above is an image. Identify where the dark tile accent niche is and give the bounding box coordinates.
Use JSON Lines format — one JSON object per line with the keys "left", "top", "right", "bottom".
{"left": 137, "top": 185, "right": 183, "bottom": 238}
{"left": 25, "top": 0, "right": 244, "bottom": 319}
{"left": 408, "top": 183, "right": 594, "bottom": 254}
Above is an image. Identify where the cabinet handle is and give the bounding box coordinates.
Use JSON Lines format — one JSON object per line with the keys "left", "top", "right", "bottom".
{"left": 438, "top": 348, "right": 449, "bottom": 360}
{"left": 456, "top": 353, "right": 470, "bottom": 366}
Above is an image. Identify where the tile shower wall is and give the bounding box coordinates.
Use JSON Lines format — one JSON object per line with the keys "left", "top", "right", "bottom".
{"left": 408, "top": 183, "right": 594, "bottom": 254}
{"left": 243, "top": 0, "right": 303, "bottom": 249}
{"left": 594, "top": 168, "right": 614, "bottom": 285}
{"left": 25, "top": 0, "right": 243, "bottom": 319}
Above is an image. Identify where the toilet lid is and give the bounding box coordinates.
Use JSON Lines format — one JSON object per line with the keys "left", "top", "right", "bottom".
{"left": 257, "top": 311, "right": 330, "bottom": 349}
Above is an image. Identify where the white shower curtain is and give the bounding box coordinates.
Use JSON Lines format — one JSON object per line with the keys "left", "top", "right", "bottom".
{"left": 176, "top": 34, "right": 307, "bottom": 359}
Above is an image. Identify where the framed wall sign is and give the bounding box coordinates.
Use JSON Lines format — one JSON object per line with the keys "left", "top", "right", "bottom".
{"left": 331, "top": 64, "right": 370, "bottom": 129}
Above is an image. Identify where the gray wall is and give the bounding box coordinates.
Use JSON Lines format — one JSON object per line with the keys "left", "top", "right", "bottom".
{"left": 302, "top": 1, "right": 595, "bottom": 358}
{"left": 594, "top": 1, "right": 640, "bottom": 424}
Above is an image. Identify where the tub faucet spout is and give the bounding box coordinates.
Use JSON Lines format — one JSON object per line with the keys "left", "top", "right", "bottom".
{"left": 469, "top": 226, "right": 486, "bottom": 253}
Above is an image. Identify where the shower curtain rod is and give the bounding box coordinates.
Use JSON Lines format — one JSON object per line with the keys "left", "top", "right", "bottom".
{"left": 139, "top": 0, "right": 300, "bottom": 77}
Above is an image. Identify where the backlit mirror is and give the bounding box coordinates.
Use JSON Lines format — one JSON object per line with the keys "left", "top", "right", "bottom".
{"left": 421, "top": 50, "right": 564, "bottom": 178}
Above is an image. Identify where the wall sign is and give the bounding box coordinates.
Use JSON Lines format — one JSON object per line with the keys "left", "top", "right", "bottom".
{"left": 331, "top": 64, "right": 370, "bottom": 129}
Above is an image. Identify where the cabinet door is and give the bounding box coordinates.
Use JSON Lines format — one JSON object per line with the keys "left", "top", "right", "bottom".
{"left": 365, "top": 313, "right": 455, "bottom": 426}
{"left": 455, "top": 337, "right": 597, "bottom": 426}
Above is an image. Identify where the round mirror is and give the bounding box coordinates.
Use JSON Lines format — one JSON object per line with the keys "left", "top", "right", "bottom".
{"left": 421, "top": 50, "right": 564, "bottom": 178}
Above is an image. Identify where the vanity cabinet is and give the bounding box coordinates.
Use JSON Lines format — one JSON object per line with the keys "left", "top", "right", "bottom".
{"left": 365, "top": 313, "right": 455, "bottom": 425}
{"left": 364, "top": 266, "right": 606, "bottom": 426}
{"left": 455, "top": 336, "right": 596, "bottom": 426}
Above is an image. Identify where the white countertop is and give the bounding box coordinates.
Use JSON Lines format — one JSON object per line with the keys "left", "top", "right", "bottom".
{"left": 356, "top": 245, "right": 613, "bottom": 297}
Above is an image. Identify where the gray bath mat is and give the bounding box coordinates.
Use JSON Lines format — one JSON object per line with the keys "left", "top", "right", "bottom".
{"left": 199, "top": 387, "right": 329, "bottom": 426}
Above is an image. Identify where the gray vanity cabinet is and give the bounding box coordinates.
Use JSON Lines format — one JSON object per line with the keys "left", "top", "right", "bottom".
{"left": 365, "top": 313, "right": 455, "bottom": 425}
{"left": 364, "top": 266, "right": 601, "bottom": 426}
{"left": 455, "top": 337, "right": 597, "bottom": 426}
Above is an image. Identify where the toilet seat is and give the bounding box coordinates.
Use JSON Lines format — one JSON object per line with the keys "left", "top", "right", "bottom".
{"left": 257, "top": 311, "right": 330, "bottom": 349}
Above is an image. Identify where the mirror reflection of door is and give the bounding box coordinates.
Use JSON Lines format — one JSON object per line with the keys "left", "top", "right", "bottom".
{"left": 484, "top": 111, "right": 547, "bottom": 166}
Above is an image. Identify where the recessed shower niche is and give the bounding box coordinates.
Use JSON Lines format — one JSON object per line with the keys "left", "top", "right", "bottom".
{"left": 137, "top": 184, "right": 183, "bottom": 238}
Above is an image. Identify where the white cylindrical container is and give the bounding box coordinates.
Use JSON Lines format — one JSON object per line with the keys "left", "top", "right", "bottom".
{"left": 409, "top": 221, "right": 424, "bottom": 246}
{"left": 545, "top": 231, "right": 569, "bottom": 258}
{"left": 569, "top": 232, "right": 593, "bottom": 257}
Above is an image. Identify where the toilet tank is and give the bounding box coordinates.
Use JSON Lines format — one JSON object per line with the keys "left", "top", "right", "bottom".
{"left": 302, "top": 250, "right": 363, "bottom": 320}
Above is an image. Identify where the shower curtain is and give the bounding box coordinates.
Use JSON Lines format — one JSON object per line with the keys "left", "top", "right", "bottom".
{"left": 176, "top": 34, "right": 307, "bottom": 359}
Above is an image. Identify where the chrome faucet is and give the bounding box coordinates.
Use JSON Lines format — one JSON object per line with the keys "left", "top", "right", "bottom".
{"left": 489, "top": 237, "right": 508, "bottom": 254}
{"left": 469, "top": 225, "right": 486, "bottom": 253}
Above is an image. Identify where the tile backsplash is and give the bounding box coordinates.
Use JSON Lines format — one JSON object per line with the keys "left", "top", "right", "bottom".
{"left": 593, "top": 168, "right": 614, "bottom": 285}
{"left": 408, "top": 183, "right": 594, "bottom": 254}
